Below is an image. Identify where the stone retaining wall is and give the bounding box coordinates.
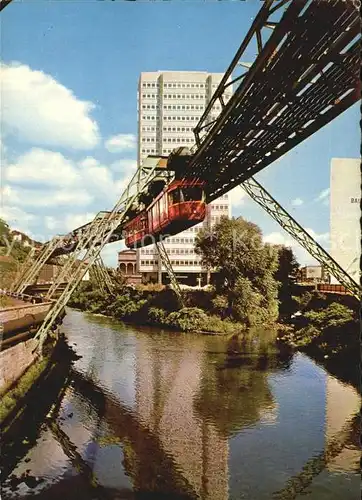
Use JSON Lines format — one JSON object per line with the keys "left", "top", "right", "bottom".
{"left": 0, "top": 338, "right": 39, "bottom": 394}
{"left": 0, "top": 302, "right": 52, "bottom": 323}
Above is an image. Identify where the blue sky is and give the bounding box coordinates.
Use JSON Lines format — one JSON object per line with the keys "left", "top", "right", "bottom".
{"left": 0, "top": 1, "right": 359, "bottom": 266}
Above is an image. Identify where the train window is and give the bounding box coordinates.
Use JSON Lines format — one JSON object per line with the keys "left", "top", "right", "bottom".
{"left": 168, "top": 188, "right": 181, "bottom": 205}
{"left": 180, "top": 186, "right": 204, "bottom": 202}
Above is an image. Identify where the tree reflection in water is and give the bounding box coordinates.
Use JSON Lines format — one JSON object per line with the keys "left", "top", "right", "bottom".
{"left": 194, "top": 329, "right": 293, "bottom": 437}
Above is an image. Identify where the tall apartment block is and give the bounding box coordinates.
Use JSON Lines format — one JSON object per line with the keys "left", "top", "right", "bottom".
{"left": 137, "top": 71, "right": 232, "bottom": 285}
{"left": 330, "top": 158, "right": 360, "bottom": 285}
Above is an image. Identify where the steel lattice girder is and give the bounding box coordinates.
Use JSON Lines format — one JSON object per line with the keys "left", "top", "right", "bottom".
{"left": 188, "top": 0, "right": 360, "bottom": 202}
{"left": 155, "top": 241, "right": 184, "bottom": 305}
{"left": 92, "top": 255, "right": 115, "bottom": 295}
{"left": 14, "top": 239, "right": 60, "bottom": 294}
{"left": 34, "top": 162, "right": 168, "bottom": 348}
{"left": 241, "top": 177, "right": 361, "bottom": 299}
{"left": 10, "top": 247, "right": 37, "bottom": 292}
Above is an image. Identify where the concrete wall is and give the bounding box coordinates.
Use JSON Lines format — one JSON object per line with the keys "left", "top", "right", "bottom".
{"left": 0, "top": 338, "right": 39, "bottom": 393}
{"left": 0, "top": 302, "right": 52, "bottom": 323}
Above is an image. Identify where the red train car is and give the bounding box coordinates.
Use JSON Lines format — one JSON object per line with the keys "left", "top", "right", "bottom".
{"left": 124, "top": 179, "right": 206, "bottom": 248}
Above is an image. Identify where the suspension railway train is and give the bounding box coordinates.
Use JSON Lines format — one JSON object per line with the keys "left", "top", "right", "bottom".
{"left": 124, "top": 179, "right": 206, "bottom": 248}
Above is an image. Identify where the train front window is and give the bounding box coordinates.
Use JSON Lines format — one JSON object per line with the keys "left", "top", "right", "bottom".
{"left": 169, "top": 189, "right": 181, "bottom": 205}
{"left": 169, "top": 186, "right": 204, "bottom": 204}
{"left": 181, "top": 187, "right": 203, "bottom": 202}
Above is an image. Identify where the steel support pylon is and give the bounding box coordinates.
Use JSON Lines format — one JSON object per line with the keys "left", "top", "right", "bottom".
{"left": 13, "top": 239, "right": 60, "bottom": 294}
{"left": 155, "top": 240, "right": 183, "bottom": 305}
{"left": 91, "top": 255, "right": 115, "bottom": 295}
{"left": 10, "top": 246, "right": 36, "bottom": 292}
{"left": 241, "top": 176, "right": 361, "bottom": 299}
{"left": 34, "top": 161, "right": 170, "bottom": 351}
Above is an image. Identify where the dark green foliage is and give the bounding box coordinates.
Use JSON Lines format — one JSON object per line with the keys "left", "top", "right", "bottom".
{"left": 0, "top": 218, "right": 32, "bottom": 263}
{"left": 304, "top": 302, "right": 355, "bottom": 329}
{"left": 211, "top": 295, "right": 229, "bottom": 317}
{"left": 69, "top": 281, "right": 247, "bottom": 334}
{"left": 146, "top": 288, "right": 181, "bottom": 312}
{"left": 195, "top": 216, "right": 279, "bottom": 325}
{"left": 274, "top": 245, "right": 300, "bottom": 316}
{"left": 292, "top": 291, "right": 313, "bottom": 310}
{"left": 281, "top": 300, "right": 359, "bottom": 386}
{"left": 108, "top": 293, "right": 147, "bottom": 320}
{"left": 167, "top": 307, "right": 209, "bottom": 332}
{"left": 147, "top": 307, "right": 168, "bottom": 325}
{"left": 0, "top": 218, "right": 11, "bottom": 248}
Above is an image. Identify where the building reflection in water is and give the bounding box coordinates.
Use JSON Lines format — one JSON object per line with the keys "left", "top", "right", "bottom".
{"left": 134, "top": 329, "right": 293, "bottom": 499}
{"left": 325, "top": 375, "right": 360, "bottom": 473}
{"left": 3, "top": 310, "right": 360, "bottom": 499}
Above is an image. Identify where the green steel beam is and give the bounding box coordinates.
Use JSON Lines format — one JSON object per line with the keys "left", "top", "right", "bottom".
{"left": 34, "top": 161, "right": 171, "bottom": 351}
{"left": 155, "top": 240, "right": 184, "bottom": 306}
{"left": 241, "top": 176, "right": 360, "bottom": 299}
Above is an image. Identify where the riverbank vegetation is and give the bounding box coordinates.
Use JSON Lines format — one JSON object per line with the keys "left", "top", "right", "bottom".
{"left": 70, "top": 217, "right": 299, "bottom": 334}
{"left": 279, "top": 291, "right": 359, "bottom": 387}
{"left": 69, "top": 213, "right": 358, "bottom": 385}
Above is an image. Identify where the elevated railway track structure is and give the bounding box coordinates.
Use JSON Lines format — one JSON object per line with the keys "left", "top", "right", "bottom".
{"left": 7, "top": 0, "right": 361, "bottom": 350}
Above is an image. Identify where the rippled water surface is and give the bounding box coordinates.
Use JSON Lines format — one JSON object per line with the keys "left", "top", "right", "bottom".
{"left": 1, "top": 309, "right": 360, "bottom": 499}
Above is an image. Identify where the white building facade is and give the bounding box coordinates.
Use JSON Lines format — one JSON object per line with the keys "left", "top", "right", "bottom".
{"left": 137, "top": 71, "right": 232, "bottom": 285}
{"left": 330, "top": 158, "right": 360, "bottom": 284}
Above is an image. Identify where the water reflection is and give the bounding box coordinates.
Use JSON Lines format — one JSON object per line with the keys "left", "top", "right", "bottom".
{"left": 1, "top": 310, "right": 360, "bottom": 500}
{"left": 194, "top": 331, "right": 293, "bottom": 437}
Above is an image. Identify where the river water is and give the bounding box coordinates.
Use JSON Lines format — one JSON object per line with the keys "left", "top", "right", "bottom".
{"left": 1, "top": 309, "right": 360, "bottom": 499}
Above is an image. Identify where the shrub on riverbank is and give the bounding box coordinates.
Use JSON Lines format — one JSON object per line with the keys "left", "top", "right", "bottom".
{"left": 195, "top": 217, "right": 281, "bottom": 326}
{"left": 69, "top": 284, "right": 248, "bottom": 334}
{"left": 280, "top": 297, "right": 359, "bottom": 386}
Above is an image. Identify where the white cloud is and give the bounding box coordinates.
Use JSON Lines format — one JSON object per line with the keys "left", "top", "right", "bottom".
{"left": 0, "top": 205, "right": 35, "bottom": 235}
{"left": 0, "top": 62, "right": 100, "bottom": 149}
{"left": 2, "top": 146, "right": 134, "bottom": 240}
{"left": 264, "top": 231, "right": 294, "bottom": 247}
{"left": 263, "top": 230, "right": 323, "bottom": 266}
{"left": 291, "top": 197, "right": 304, "bottom": 206}
{"left": 315, "top": 188, "right": 330, "bottom": 204}
{"left": 101, "top": 240, "right": 126, "bottom": 268}
{"left": 44, "top": 216, "right": 58, "bottom": 231}
{"left": 305, "top": 228, "right": 329, "bottom": 243}
{"left": 44, "top": 212, "right": 96, "bottom": 235}
{"left": 105, "top": 134, "right": 136, "bottom": 153}
{"left": 3, "top": 149, "right": 132, "bottom": 211}
{"left": 110, "top": 159, "right": 138, "bottom": 173}
{"left": 78, "top": 157, "right": 117, "bottom": 198}
{"left": 228, "top": 186, "right": 246, "bottom": 210}
{"left": 5, "top": 148, "right": 80, "bottom": 187}
{"left": 3, "top": 184, "right": 93, "bottom": 208}
{"left": 63, "top": 213, "right": 96, "bottom": 232}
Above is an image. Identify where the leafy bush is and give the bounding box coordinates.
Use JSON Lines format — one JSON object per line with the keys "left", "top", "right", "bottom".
{"left": 304, "top": 302, "right": 355, "bottom": 329}
{"left": 211, "top": 295, "right": 229, "bottom": 316}
{"left": 147, "top": 288, "right": 181, "bottom": 312}
{"left": 167, "top": 307, "right": 209, "bottom": 332}
{"left": 109, "top": 294, "right": 147, "bottom": 319}
{"left": 136, "top": 283, "right": 165, "bottom": 293}
{"left": 202, "top": 315, "right": 244, "bottom": 335}
{"left": 147, "top": 307, "right": 168, "bottom": 325}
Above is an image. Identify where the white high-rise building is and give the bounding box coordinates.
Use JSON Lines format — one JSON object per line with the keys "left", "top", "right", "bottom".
{"left": 330, "top": 158, "right": 360, "bottom": 284}
{"left": 137, "top": 71, "right": 232, "bottom": 285}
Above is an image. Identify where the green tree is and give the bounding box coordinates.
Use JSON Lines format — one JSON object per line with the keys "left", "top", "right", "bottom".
{"left": 273, "top": 245, "right": 299, "bottom": 316}
{"left": 0, "top": 218, "right": 11, "bottom": 249}
{"left": 195, "top": 216, "right": 279, "bottom": 326}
